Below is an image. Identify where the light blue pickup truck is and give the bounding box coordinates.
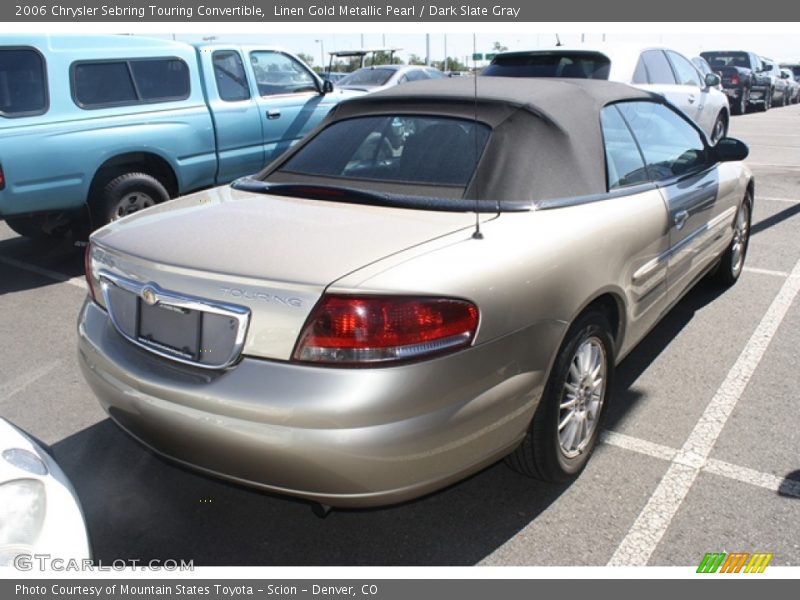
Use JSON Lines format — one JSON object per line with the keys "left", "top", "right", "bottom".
{"left": 0, "top": 35, "right": 354, "bottom": 238}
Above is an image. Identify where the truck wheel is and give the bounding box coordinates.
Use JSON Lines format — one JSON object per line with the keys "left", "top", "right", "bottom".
{"left": 94, "top": 172, "right": 169, "bottom": 226}
{"left": 506, "top": 309, "right": 614, "bottom": 482}
{"left": 759, "top": 90, "right": 772, "bottom": 112}
{"left": 5, "top": 215, "right": 71, "bottom": 239}
{"left": 733, "top": 89, "right": 748, "bottom": 115}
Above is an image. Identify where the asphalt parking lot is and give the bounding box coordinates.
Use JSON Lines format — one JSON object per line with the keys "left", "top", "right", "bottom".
{"left": 1, "top": 104, "right": 799, "bottom": 567}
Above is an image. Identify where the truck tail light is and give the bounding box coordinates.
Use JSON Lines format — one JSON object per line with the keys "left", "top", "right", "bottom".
{"left": 731, "top": 75, "right": 740, "bottom": 85}
{"left": 293, "top": 294, "right": 479, "bottom": 366}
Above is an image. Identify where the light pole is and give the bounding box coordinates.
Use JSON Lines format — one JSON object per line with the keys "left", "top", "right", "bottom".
{"left": 315, "top": 39, "right": 324, "bottom": 71}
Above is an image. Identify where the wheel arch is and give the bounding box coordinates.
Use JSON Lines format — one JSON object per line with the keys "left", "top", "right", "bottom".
{"left": 563, "top": 289, "right": 627, "bottom": 362}
{"left": 88, "top": 152, "right": 179, "bottom": 209}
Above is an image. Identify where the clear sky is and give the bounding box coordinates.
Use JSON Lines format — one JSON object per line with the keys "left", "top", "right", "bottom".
{"left": 148, "top": 29, "right": 800, "bottom": 68}
{"left": 4, "top": 21, "right": 799, "bottom": 67}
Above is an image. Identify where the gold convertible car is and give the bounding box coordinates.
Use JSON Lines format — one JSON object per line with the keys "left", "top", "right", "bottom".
{"left": 78, "top": 79, "right": 752, "bottom": 509}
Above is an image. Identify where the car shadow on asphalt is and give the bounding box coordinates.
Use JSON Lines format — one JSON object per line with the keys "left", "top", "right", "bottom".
{"left": 52, "top": 419, "right": 573, "bottom": 566}
{"left": 0, "top": 234, "right": 85, "bottom": 295}
{"left": 750, "top": 201, "right": 800, "bottom": 236}
{"left": 605, "top": 278, "right": 727, "bottom": 432}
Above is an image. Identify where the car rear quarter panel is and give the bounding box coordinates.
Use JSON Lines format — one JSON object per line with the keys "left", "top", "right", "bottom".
{"left": 333, "top": 187, "right": 673, "bottom": 365}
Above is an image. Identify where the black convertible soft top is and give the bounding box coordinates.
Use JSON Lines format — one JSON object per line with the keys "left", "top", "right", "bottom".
{"left": 262, "top": 77, "right": 660, "bottom": 202}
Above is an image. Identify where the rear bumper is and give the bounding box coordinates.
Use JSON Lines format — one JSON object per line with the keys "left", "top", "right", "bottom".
{"left": 77, "top": 299, "right": 562, "bottom": 507}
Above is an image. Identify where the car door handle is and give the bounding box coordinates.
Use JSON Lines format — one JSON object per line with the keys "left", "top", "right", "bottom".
{"left": 687, "top": 94, "right": 696, "bottom": 104}
{"left": 674, "top": 210, "right": 689, "bottom": 230}
{"left": 267, "top": 109, "right": 281, "bottom": 120}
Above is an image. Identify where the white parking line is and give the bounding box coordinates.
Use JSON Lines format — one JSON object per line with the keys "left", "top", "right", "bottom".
{"left": 608, "top": 256, "right": 800, "bottom": 566}
{"left": 743, "top": 267, "right": 790, "bottom": 278}
{"left": 599, "top": 431, "right": 676, "bottom": 462}
{"left": 600, "top": 432, "right": 800, "bottom": 499}
{"left": 704, "top": 459, "right": 800, "bottom": 499}
{"left": 0, "top": 255, "right": 85, "bottom": 290}
{"left": 746, "top": 163, "right": 800, "bottom": 169}
{"left": 758, "top": 196, "right": 799, "bottom": 204}
{"left": 0, "top": 360, "right": 62, "bottom": 404}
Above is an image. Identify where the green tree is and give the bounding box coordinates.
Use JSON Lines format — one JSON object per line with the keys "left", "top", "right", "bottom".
{"left": 434, "top": 56, "right": 468, "bottom": 72}
{"left": 368, "top": 51, "right": 404, "bottom": 66}
{"left": 491, "top": 41, "right": 508, "bottom": 53}
{"left": 408, "top": 54, "right": 426, "bottom": 66}
{"left": 297, "top": 52, "right": 316, "bottom": 68}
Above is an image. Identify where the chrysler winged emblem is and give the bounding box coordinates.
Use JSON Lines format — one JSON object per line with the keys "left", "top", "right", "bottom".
{"left": 141, "top": 286, "right": 158, "bottom": 306}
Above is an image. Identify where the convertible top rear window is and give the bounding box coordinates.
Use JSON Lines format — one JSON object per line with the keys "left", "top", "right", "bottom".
{"left": 279, "top": 115, "right": 491, "bottom": 187}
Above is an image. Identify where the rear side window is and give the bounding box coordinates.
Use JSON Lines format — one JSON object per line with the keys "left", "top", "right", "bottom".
{"left": 634, "top": 50, "right": 676, "bottom": 85}
{"left": 72, "top": 58, "right": 190, "bottom": 108}
{"left": 339, "top": 68, "right": 395, "bottom": 87}
{"left": 600, "top": 105, "right": 648, "bottom": 190}
{"left": 213, "top": 50, "right": 250, "bottom": 101}
{"left": 0, "top": 48, "right": 47, "bottom": 117}
{"left": 483, "top": 52, "right": 611, "bottom": 79}
{"left": 616, "top": 101, "right": 706, "bottom": 180}
{"left": 279, "top": 115, "right": 490, "bottom": 187}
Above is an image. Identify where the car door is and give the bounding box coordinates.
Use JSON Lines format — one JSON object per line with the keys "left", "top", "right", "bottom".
{"left": 599, "top": 104, "right": 672, "bottom": 345}
{"left": 665, "top": 50, "right": 711, "bottom": 133}
{"left": 616, "top": 101, "right": 721, "bottom": 305}
{"left": 632, "top": 50, "right": 702, "bottom": 126}
{"left": 246, "top": 50, "right": 336, "bottom": 162}
{"left": 202, "top": 48, "right": 266, "bottom": 183}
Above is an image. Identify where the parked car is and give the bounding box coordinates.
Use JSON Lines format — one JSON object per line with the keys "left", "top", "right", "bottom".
{"left": 79, "top": 79, "right": 753, "bottom": 510}
{"left": 779, "top": 62, "right": 800, "bottom": 83}
{"left": 482, "top": 46, "right": 731, "bottom": 144}
{"left": 759, "top": 58, "right": 791, "bottom": 107}
{"left": 0, "top": 418, "right": 91, "bottom": 566}
{"left": 0, "top": 35, "right": 354, "bottom": 238}
{"left": 780, "top": 68, "right": 800, "bottom": 104}
{"left": 336, "top": 64, "right": 446, "bottom": 93}
{"left": 699, "top": 51, "right": 772, "bottom": 114}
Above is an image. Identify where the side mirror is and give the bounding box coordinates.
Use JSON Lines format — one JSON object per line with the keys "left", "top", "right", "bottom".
{"left": 713, "top": 137, "right": 749, "bottom": 162}
{"left": 705, "top": 72, "right": 721, "bottom": 87}
{"left": 321, "top": 79, "right": 334, "bottom": 94}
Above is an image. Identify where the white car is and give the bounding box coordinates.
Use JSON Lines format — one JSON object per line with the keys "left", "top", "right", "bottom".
{"left": 0, "top": 419, "right": 91, "bottom": 566}
{"left": 336, "top": 65, "right": 446, "bottom": 93}
{"left": 483, "top": 45, "right": 731, "bottom": 144}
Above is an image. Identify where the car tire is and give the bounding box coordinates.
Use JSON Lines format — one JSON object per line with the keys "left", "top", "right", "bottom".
{"left": 759, "top": 90, "right": 772, "bottom": 112}
{"left": 506, "top": 309, "right": 614, "bottom": 482}
{"left": 733, "top": 89, "right": 748, "bottom": 115}
{"left": 93, "top": 172, "right": 169, "bottom": 227}
{"left": 5, "top": 214, "right": 71, "bottom": 239}
{"left": 710, "top": 113, "right": 728, "bottom": 144}
{"left": 715, "top": 194, "right": 752, "bottom": 286}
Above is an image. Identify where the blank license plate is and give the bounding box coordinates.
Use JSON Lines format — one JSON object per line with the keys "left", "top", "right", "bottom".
{"left": 138, "top": 300, "right": 201, "bottom": 360}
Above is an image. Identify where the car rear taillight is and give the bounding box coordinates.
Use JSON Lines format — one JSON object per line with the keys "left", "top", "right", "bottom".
{"left": 0, "top": 163, "right": 5, "bottom": 190}
{"left": 731, "top": 74, "right": 740, "bottom": 85}
{"left": 293, "top": 294, "right": 479, "bottom": 366}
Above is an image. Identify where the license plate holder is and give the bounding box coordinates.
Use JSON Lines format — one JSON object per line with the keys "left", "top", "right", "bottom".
{"left": 137, "top": 300, "right": 201, "bottom": 361}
